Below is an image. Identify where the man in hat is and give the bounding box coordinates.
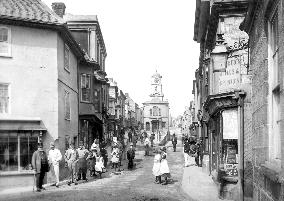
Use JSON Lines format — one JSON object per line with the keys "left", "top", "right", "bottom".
{"left": 48, "top": 141, "right": 62, "bottom": 187}
{"left": 64, "top": 142, "right": 79, "bottom": 185}
{"left": 77, "top": 141, "right": 89, "bottom": 181}
{"left": 171, "top": 133, "right": 178, "bottom": 152}
{"left": 127, "top": 143, "right": 135, "bottom": 169}
{"left": 32, "top": 142, "right": 49, "bottom": 192}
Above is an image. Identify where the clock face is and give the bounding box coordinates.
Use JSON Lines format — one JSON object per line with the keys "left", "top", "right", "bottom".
{"left": 154, "top": 77, "right": 159, "bottom": 83}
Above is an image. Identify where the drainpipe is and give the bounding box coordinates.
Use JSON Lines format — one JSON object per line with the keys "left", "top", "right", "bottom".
{"left": 235, "top": 90, "right": 245, "bottom": 201}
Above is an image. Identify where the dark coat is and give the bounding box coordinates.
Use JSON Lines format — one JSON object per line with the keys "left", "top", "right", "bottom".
{"left": 172, "top": 136, "right": 177, "bottom": 145}
{"left": 32, "top": 150, "right": 49, "bottom": 173}
{"left": 127, "top": 149, "right": 135, "bottom": 160}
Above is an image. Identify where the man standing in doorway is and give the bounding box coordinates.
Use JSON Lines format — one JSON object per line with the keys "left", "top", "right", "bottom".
{"left": 48, "top": 141, "right": 62, "bottom": 187}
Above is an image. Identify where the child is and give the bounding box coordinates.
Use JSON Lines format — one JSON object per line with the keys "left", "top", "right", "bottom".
{"left": 111, "top": 145, "right": 120, "bottom": 171}
{"left": 152, "top": 149, "right": 162, "bottom": 184}
{"left": 127, "top": 143, "right": 135, "bottom": 169}
{"left": 87, "top": 148, "right": 97, "bottom": 177}
{"left": 95, "top": 152, "right": 105, "bottom": 178}
{"left": 160, "top": 147, "right": 171, "bottom": 185}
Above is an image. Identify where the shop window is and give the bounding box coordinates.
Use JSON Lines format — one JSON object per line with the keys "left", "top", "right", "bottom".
{"left": 268, "top": 6, "right": 281, "bottom": 161}
{"left": 81, "top": 74, "right": 91, "bottom": 102}
{"left": 0, "top": 27, "right": 11, "bottom": 57}
{"left": 0, "top": 133, "right": 38, "bottom": 172}
{"left": 0, "top": 84, "right": 9, "bottom": 114}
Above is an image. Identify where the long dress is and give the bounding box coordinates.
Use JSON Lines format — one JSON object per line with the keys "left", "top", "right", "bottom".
{"left": 95, "top": 156, "right": 105, "bottom": 173}
{"left": 152, "top": 154, "right": 161, "bottom": 176}
{"left": 111, "top": 148, "right": 119, "bottom": 164}
{"left": 160, "top": 153, "right": 171, "bottom": 178}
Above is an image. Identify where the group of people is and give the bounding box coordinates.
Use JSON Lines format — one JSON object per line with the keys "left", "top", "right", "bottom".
{"left": 183, "top": 136, "right": 202, "bottom": 167}
{"left": 152, "top": 146, "right": 171, "bottom": 185}
{"left": 31, "top": 139, "right": 108, "bottom": 192}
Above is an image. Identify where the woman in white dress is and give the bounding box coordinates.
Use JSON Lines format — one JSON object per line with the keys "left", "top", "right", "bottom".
{"left": 160, "top": 147, "right": 171, "bottom": 185}
{"left": 152, "top": 149, "right": 162, "bottom": 184}
{"left": 95, "top": 152, "right": 105, "bottom": 178}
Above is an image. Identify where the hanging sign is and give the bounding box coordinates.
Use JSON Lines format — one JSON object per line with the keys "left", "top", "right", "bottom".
{"left": 222, "top": 110, "right": 238, "bottom": 139}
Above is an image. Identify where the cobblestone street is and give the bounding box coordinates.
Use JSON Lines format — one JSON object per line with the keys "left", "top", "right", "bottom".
{"left": 1, "top": 142, "right": 192, "bottom": 201}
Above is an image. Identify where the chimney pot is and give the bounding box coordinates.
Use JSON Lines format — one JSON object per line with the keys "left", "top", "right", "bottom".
{"left": 51, "top": 2, "right": 66, "bottom": 18}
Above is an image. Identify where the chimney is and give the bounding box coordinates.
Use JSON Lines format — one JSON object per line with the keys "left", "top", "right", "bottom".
{"left": 51, "top": 2, "right": 66, "bottom": 18}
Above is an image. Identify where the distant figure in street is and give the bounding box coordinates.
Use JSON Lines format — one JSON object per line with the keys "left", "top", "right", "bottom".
{"left": 152, "top": 149, "right": 162, "bottom": 184}
{"left": 132, "top": 134, "right": 137, "bottom": 148}
{"left": 111, "top": 145, "right": 120, "bottom": 171}
{"left": 32, "top": 142, "right": 49, "bottom": 192}
{"left": 188, "top": 137, "right": 198, "bottom": 166}
{"left": 100, "top": 142, "right": 108, "bottom": 170}
{"left": 48, "top": 141, "right": 62, "bottom": 188}
{"left": 127, "top": 143, "right": 135, "bottom": 169}
{"left": 77, "top": 141, "right": 89, "bottom": 182}
{"left": 171, "top": 133, "right": 177, "bottom": 152}
{"left": 144, "top": 135, "right": 150, "bottom": 156}
{"left": 150, "top": 133, "right": 155, "bottom": 147}
{"left": 195, "top": 139, "right": 201, "bottom": 167}
{"left": 183, "top": 137, "right": 190, "bottom": 167}
{"left": 128, "top": 131, "right": 132, "bottom": 142}
{"left": 160, "top": 147, "right": 171, "bottom": 185}
{"left": 64, "top": 142, "right": 79, "bottom": 186}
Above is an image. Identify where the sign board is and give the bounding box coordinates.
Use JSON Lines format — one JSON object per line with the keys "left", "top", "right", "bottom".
{"left": 224, "top": 164, "right": 238, "bottom": 177}
{"left": 222, "top": 110, "right": 238, "bottom": 139}
{"left": 109, "top": 88, "right": 116, "bottom": 99}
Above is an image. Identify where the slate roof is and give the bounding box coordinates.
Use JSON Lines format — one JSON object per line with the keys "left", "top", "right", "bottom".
{"left": 0, "top": 0, "right": 64, "bottom": 25}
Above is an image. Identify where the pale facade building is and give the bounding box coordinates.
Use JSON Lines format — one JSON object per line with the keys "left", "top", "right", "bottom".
{"left": 143, "top": 71, "right": 169, "bottom": 141}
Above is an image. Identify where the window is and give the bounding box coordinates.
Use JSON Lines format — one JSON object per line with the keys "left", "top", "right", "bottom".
{"left": 153, "top": 106, "right": 159, "bottom": 116}
{"left": 0, "top": 27, "right": 11, "bottom": 57}
{"left": 64, "top": 91, "right": 71, "bottom": 120}
{"left": 159, "top": 108, "right": 161, "bottom": 116}
{"left": 64, "top": 44, "right": 70, "bottom": 72}
{"left": 268, "top": 8, "right": 281, "bottom": 161}
{"left": 150, "top": 109, "right": 152, "bottom": 116}
{"left": 0, "top": 133, "right": 38, "bottom": 172}
{"left": 0, "top": 84, "right": 9, "bottom": 114}
{"left": 162, "top": 122, "right": 166, "bottom": 128}
{"left": 81, "top": 74, "right": 91, "bottom": 102}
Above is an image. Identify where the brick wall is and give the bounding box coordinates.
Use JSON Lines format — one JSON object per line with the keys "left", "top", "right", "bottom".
{"left": 248, "top": 1, "right": 284, "bottom": 200}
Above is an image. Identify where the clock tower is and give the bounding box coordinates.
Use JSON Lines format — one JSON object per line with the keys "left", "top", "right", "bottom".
{"left": 150, "top": 70, "right": 164, "bottom": 100}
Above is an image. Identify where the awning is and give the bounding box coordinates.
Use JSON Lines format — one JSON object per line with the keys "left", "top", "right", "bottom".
{"left": 0, "top": 118, "right": 47, "bottom": 131}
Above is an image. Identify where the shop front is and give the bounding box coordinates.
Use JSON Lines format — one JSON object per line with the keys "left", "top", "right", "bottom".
{"left": 0, "top": 118, "right": 46, "bottom": 190}
{"left": 204, "top": 91, "right": 245, "bottom": 200}
{"left": 79, "top": 115, "right": 103, "bottom": 150}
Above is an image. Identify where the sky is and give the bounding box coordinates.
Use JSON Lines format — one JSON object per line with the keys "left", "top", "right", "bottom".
{"left": 43, "top": 0, "right": 200, "bottom": 118}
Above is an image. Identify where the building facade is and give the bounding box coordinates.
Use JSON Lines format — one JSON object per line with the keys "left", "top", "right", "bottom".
{"left": 0, "top": 0, "right": 87, "bottom": 189}
{"left": 242, "top": 0, "right": 284, "bottom": 200}
{"left": 143, "top": 71, "right": 169, "bottom": 142}
{"left": 63, "top": 10, "right": 108, "bottom": 148}
{"left": 193, "top": 0, "right": 252, "bottom": 200}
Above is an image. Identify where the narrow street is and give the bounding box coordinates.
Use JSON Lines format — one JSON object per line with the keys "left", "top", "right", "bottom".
{"left": 1, "top": 141, "right": 193, "bottom": 201}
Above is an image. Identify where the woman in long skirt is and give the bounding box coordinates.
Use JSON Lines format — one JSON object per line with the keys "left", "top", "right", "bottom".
{"left": 160, "top": 147, "right": 171, "bottom": 185}
{"left": 152, "top": 149, "right": 162, "bottom": 184}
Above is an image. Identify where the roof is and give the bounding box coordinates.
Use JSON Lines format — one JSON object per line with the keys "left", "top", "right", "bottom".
{"left": 64, "top": 13, "right": 98, "bottom": 22}
{"left": 0, "top": 0, "right": 64, "bottom": 25}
